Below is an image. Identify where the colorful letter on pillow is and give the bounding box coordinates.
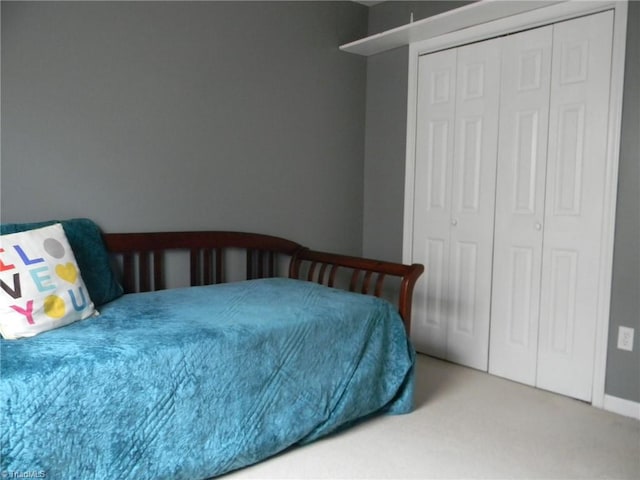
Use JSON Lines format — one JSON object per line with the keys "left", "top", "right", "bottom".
{"left": 0, "top": 224, "right": 97, "bottom": 339}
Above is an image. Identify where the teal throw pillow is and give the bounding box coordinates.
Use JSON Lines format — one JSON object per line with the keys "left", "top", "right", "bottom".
{"left": 0, "top": 218, "right": 123, "bottom": 306}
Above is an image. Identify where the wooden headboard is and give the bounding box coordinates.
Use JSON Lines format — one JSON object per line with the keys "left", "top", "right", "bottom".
{"left": 103, "top": 231, "right": 423, "bottom": 332}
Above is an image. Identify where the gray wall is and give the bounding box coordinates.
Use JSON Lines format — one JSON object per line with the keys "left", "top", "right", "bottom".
{"left": 363, "top": 1, "right": 640, "bottom": 403}
{"left": 367, "top": 1, "right": 473, "bottom": 35}
{"left": 1, "top": 1, "right": 368, "bottom": 254}
{"left": 362, "top": 46, "right": 408, "bottom": 262}
{"left": 605, "top": 2, "right": 640, "bottom": 403}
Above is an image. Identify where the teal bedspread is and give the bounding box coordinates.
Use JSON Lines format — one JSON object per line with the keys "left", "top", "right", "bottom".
{"left": 0, "top": 278, "right": 415, "bottom": 479}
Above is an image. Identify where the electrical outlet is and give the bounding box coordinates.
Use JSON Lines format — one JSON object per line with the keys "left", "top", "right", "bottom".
{"left": 617, "top": 326, "right": 634, "bottom": 352}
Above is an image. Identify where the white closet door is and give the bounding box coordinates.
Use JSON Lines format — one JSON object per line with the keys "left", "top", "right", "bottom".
{"left": 411, "top": 49, "right": 457, "bottom": 357}
{"left": 536, "top": 11, "right": 614, "bottom": 402}
{"left": 445, "top": 38, "right": 502, "bottom": 370}
{"left": 489, "top": 26, "right": 553, "bottom": 384}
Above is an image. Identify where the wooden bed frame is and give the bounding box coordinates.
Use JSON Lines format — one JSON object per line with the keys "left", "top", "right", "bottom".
{"left": 103, "top": 231, "right": 423, "bottom": 332}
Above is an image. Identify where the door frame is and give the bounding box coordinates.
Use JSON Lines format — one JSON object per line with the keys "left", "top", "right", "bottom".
{"left": 402, "top": 0, "right": 628, "bottom": 408}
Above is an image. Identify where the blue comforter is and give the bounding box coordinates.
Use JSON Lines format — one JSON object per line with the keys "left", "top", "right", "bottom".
{"left": 0, "top": 278, "right": 414, "bottom": 479}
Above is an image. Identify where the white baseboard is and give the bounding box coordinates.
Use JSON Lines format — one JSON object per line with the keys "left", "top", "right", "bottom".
{"left": 603, "top": 394, "right": 640, "bottom": 420}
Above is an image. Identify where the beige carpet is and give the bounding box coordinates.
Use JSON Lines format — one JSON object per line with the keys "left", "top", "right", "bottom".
{"left": 224, "top": 354, "right": 640, "bottom": 479}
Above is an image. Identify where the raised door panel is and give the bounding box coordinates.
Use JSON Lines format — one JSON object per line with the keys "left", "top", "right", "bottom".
{"left": 446, "top": 37, "right": 501, "bottom": 370}
{"left": 489, "top": 26, "right": 553, "bottom": 384}
{"left": 537, "top": 11, "right": 614, "bottom": 402}
{"left": 411, "top": 49, "right": 457, "bottom": 357}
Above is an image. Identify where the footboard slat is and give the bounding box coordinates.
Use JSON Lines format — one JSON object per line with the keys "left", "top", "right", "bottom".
{"left": 318, "top": 263, "right": 328, "bottom": 285}
{"left": 361, "top": 271, "right": 373, "bottom": 294}
{"left": 374, "top": 273, "right": 385, "bottom": 297}
{"left": 349, "top": 269, "right": 360, "bottom": 292}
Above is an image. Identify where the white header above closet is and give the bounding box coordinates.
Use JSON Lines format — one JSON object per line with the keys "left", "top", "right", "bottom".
{"left": 340, "top": 0, "right": 619, "bottom": 56}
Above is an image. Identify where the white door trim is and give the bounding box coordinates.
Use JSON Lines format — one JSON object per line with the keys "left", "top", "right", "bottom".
{"left": 403, "top": 0, "right": 628, "bottom": 409}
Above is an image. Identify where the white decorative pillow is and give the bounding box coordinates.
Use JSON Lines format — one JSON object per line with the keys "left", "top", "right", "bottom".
{"left": 0, "top": 223, "right": 97, "bottom": 339}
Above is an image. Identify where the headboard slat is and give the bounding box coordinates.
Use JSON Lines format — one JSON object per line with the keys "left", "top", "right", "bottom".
{"left": 203, "top": 249, "right": 213, "bottom": 285}
{"left": 154, "top": 252, "right": 164, "bottom": 290}
{"left": 122, "top": 253, "right": 135, "bottom": 293}
{"left": 215, "top": 249, "right": 223, "bottom": 284}
{"left": 190, "top": 249, "right": 199, "bottom": 286}
{"left": 307, "top": 262, "right": 318, "bottom": 282}
{"left": 268, "top": 251, "right": 275, "bottom": 277}
{"left": 139, "top": 252, "right": 150, "bottom": 292}
{"left": 246, "top": 250, "right": 253, "bottom": 280}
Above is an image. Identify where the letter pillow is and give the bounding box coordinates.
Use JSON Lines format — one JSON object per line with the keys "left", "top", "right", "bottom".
{"left": 0, "top": 223, "right": 97, "bottom": 339}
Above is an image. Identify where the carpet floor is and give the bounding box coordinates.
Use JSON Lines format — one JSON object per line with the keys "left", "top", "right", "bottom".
{"left": 224, "top": 354, "right": 640, "bottom": 479}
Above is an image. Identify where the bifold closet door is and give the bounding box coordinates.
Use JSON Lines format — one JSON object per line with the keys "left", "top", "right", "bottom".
{"left": 489, "top": 25, "right": 553, "bottom": 385}
{"left": 445, "top": 39, "right": 501, "bottom": 369}
{"left": 489, "top": 11, "right": 614, "bottom": 401}
{"left": 536, "top": 11, "right": 614, "bottom": 402}
{"left": 412, "top": 38, "right": 501, "bottom": 370}
{"left": 411, "top": 48, "right": 457, "bottom": 359}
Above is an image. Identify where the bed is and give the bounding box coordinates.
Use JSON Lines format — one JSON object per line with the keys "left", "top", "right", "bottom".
{"left": 0, "top": 219, "right": 423, "bottom": 479}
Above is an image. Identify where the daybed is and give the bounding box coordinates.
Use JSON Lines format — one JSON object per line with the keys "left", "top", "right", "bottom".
{"left": 0, "top": 219, "right": 423, "bottom": 480}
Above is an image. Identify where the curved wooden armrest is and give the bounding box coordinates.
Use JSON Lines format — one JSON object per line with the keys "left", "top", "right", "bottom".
{"left": 289, "top": 248, "right": 424, "bottom": 333}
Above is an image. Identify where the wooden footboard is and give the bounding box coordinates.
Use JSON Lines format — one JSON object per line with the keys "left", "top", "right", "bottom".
{"left": 103, "top": 231, "right": 423, "bottom": 332}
